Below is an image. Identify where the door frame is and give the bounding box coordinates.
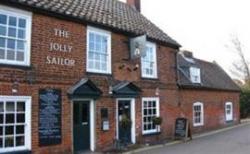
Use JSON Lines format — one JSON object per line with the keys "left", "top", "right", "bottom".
{"left": 71, "top": 99, "right": 95, "bottom": 152}
{"left": 116, "top": 98, "right": 136, "bottom": 144}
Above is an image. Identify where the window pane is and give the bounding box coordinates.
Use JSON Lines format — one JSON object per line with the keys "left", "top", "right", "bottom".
{"left": 16, "top": 125, "right": 24, "bottom": 134}
{"left": 18, "top": 29, "right": 25, "bottom": 39}
{"left": 17, "top": 113, "right": 25, "bottom": 123}
{"left": 16, "top": 136, "right": 25, "bottom": 146}
{"left": 88, "top": 61, "right": 94, "bottom": 69}
{"left": 0, "top": 102, "right": 3, "bottom": 112}
{"left": 89, "top": 42, "right": 94, "bottom": 50}
{"left": 6, "top": 114, "right": 14, "bottom": 123}
{"left": 9, "top": 16, "right": 17, "bottom": 26}
{"left": 17, "top": 41, "right": 25, "bottom": 50}
{"left": 17, "top": 102, "right": 25, "bottom": 112}
{"left": 0, "top": 126, "right": 2, "bottom": 135}
{"left": 0, "top": 14, "right": 7, "bottom": 24}
{"left": 8, "top": 27, "right": 16, "bottom": 37}
{"left": 0, "top": 49, "right": 5, "bottom": 59}
{"left": 18, "top": 18, "right": 26, "bottom": 28}
{"left": 16, "top": 51, "right": 24, "bottom": 61}
{"left": 5, "top": 136, "right": 14, "bottom": 147}
{"left": 89, "top": 33, "right": 94, "bottom": 42}
{"left": 7, "top": 39, "right": 15, "bottom": 49}
{"left": 6, "top": 102, "right": 15, "bottom": 112}
{"left": 5, "top": 126, "right": 14, "bottom": 135}
{"left": 0, "top": 38, "right": 6, "bottom": 48}
{"left": 0, "top": 137, "right": 2, "bottom": 148}
{"left": 0, "top": 114, "right": 3, "bottom": 123}
{"left": 7, "top": 50, "right": 15, "bottom": 60}
{"left": 0, "top": 26, "right": 6, "bottom": 36}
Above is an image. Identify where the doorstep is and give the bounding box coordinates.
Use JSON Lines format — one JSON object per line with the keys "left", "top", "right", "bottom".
{"left": 123, "top": 121, "right": 250, "bottom": 154}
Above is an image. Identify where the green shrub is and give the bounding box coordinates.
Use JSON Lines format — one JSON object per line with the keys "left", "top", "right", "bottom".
{"left": 240, "top": 89, "right": 250, "bottom": 118}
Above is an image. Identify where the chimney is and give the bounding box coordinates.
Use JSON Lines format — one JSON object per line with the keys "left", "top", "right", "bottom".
{"left": 182, "top": 50, "right": 193, "bottom": 58}
{"left": 127, "top": 0, "right": 141, "bottom": 12}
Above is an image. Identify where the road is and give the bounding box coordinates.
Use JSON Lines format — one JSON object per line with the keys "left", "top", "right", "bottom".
{"left": 135, "top": 123, "right": 250, "bottom": 154}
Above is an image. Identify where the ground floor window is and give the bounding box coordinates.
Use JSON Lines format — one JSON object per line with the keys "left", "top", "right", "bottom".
{"left": 225, "top": 102, "right": 233, "bottom": 121}
{"left": 142, "top": 97, "right": 159, "bottom": 134}
{"left": 0, "top": 96, "right": 31, "bottom": 153}
{"left": 193, "top": 102, "right": 204, "bottom": 126}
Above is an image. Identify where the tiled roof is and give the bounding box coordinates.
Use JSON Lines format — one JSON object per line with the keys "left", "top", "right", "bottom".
{"left": 177, "top": 53, "right": 240, "bottom": 92}
{"left": 1, "top": 0, "right": 181, "bottom": 48}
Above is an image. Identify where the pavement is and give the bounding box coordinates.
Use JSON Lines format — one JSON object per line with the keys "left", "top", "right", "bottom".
{"left": 129, "top": 121, "right": 250, "bottom": 154}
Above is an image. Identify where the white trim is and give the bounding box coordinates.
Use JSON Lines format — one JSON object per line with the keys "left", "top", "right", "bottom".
{"left": 141, "top": 97, "right": 160, "bottom": 135}
{"left": 116, "top": 98, "right": 136, "bottom": 144}
{"left": 0, "top": 95, "right": 32, "bottom": 153}
{"left": 225, "top": 102, "right": 233, "bottom": 121}
{"left": 193, "top": 102, "right": 204, "bottom": 127}
{"left": 0, "top": 5, "right": 32, "bottom": 66}
{"left": 86, "top": 26, "right": 112, "bottom": 74}
{"left": 141, "top": 42, "right": 158, "bottom": 79}
{"left": 71, "top": 99, "right": 96, "bottom": 152}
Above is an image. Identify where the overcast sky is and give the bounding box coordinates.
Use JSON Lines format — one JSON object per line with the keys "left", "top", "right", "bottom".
{"left": 120, "top": 0, "right": 250, "bottom": 79}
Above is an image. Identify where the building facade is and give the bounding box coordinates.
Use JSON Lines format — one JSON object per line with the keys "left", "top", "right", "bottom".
{"left": 0, "top": 0, "right": 240, "bottom": 154}
{"left": 177, "top": 51, "right": 240, "bottom": 133}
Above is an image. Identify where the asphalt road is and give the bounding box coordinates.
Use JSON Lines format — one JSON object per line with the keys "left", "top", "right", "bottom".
{"left": 135, "top": 124, "right": 250, "bottom": 154}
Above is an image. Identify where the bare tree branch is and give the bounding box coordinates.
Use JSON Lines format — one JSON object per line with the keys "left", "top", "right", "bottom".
{"left": 227, "top": 34, "right": 250, "bottom": 84}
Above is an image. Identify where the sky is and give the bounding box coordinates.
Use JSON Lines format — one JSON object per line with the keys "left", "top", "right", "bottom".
{"left": 119, "top": 0, "right": 250, "bottom": 79}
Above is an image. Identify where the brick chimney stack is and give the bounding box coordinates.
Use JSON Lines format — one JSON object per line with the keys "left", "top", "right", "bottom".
{"left": 127, "top": 0, "right": 141, "bottom": 12}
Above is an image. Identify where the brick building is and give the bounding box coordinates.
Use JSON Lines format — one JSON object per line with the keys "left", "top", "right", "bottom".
{"left": 0, "top": 0, "right": 240, "bottom": 153}
{"left": 177, "top": 51, "right": 240, "bottom": 132}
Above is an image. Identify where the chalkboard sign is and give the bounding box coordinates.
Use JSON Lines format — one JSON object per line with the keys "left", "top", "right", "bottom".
{"left": 174, "top": 118, "right": 192, "bottom": 140}
{"left": 39, "top": 89, "right": 62, "bottom": 146}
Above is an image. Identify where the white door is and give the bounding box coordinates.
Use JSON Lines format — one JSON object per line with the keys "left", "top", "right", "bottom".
{"left": 225, "top": 102, "right": 233, "bottom": 121}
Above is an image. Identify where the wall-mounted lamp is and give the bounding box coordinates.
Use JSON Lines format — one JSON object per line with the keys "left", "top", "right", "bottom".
{"left": 155, "top": 87, "right": 160, "bottom": 96}
{"left": 109, "top": 86, "right": 113, "bottom": 95}
{"left": 12, "top": 81, "right": 19, "bottom": 94}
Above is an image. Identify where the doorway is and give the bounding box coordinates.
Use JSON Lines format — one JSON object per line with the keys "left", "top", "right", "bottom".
{"left": 73, "top": 101, "right": 90, "bottom": 152}
{"left": 116, "top": 99, "right": 136, "bottom": 144}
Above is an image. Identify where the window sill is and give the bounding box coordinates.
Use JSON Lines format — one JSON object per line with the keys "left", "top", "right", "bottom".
{"left": 142, "top": 131, "right": 161, "bottom": 136}
{"left": 86, "top": 72, "right": 112, "bottom": 77}
{"left": 193, "top": 124, "right": 204, "bottom": 127}
{"left": 0, "top": 63, "right": 32, "bottom": 70}
{"left": 141, "top": 77, "right": 159, "bottom": 81}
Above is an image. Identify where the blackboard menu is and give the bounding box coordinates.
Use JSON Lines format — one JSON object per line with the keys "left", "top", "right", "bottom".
{"left": 174, "top": 118, "right": 188, "bottom": 138}
{"left": 39, "top": 89, "right": 62, "bottom": 146}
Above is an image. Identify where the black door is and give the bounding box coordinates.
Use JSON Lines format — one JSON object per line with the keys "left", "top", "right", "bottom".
{"left": 118, "top": 100, "right": 131, "bottom": 143}
{"left": 73, "top": 101, "right": 90, "bottom": 152}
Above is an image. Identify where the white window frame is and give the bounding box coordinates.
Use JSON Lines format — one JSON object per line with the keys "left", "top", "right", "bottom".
{"left": 141, "top": 42, "right": 158, "bottom": 79}
{"left": 142, "top": 97, "right": 160, "bottom": 135}
{"left": 86, "top": 26, "right": 111, "bottom": 74}
{"left": 193, "top": 102, "right": 204, "bottom": 127}
{"left": 190, "top": 67, "right": 201, "bottom": 83}
{"left": 0, "top": 5, "right": 32, "bottom": 66}
{"left": 225, "top": 102, "right": 233, "bottom": 121}
{"left": 0, "top": 96, "right": 31, "bottom": 153}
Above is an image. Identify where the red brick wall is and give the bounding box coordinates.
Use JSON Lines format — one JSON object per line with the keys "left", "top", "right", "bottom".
{"left": 179, "top": 89, "right": 240, "bottom": 133}
{"left": 0, "top": 11, "right": 179, "bottom": 153}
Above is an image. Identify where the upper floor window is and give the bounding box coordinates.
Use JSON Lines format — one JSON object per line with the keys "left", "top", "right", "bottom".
{"left": 87, "top": 26, "right": 111, "bottom": 74}
{"left": 225, "top": 102, "right": 233, "bottom": 121}
{"left": 0, "top": 5, "right": 32, "bottom": 66}
{"left": 0, "top": 96, "right": 31, "bottom": 153}
{"left": 142, "top": 97, "right": 160, "bottom": 134}
{"left": 190, "top": 67, "right": 201, "bottom": 83}
{"left": 141, "top": 42, "right": 157, "bottom": 79}
{"left": 193, "top": 102, "right": 204, "bottom": 127}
